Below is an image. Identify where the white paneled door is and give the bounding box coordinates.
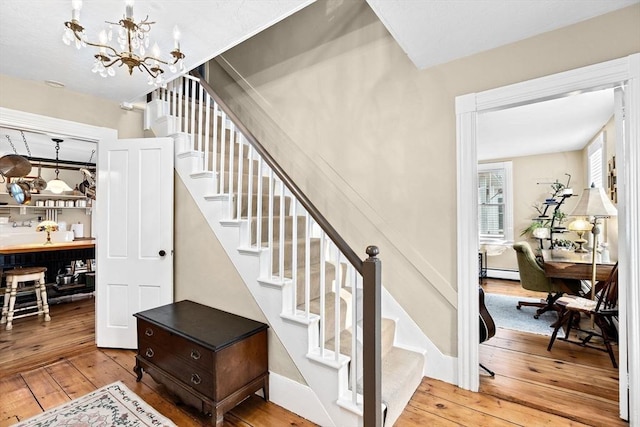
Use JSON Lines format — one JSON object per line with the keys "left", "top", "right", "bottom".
{"left": 96, "top": 137, "right": 174, "bottom": 349}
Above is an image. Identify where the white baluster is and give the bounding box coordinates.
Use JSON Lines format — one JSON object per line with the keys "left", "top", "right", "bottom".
{"left": 219, "top": 111, "right": 227, "bottom": 195}
{"left": 204, "top": 91, "right": 211, "bottom": 172}
{"left": 319, "top": 227, "right": 326, "bottom": 356}
{"left": 267, "top": 168, "right": 274, "bottom": 278}
{"left": 278, "top": 180, "right": 285, "bottom": 281}
{"left": 334, "top": 248, "right": 341, "bottom": 363}
{"left": 197, "top": 84, "right": 204, "bottom": 164}
{"left": 236, "top": 134, "right": 244, "bottom": 219}
{"left": 246, "top": 145, "right": 254, "bottom": 247}
{"left": 190, "top": 79, "right": 196, "bottom": 148}
{"left": 256, "top": 158, "right": 263, "bottom": 250}
{"left": 228, "top": 125, "right": 235, "bottom": 218}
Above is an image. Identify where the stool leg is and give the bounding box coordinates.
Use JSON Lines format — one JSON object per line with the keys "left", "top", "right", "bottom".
{"left": 5, "top": 277, "right": 18, "bottom": 330}
{"left": 39, "top": 274, "right": 51, "bottom": 322}
{"left": 1, "top": 284, "right": 10, "bottom": 324}
{"left": 35, "top": 279, "right": 43, "bottom": 315}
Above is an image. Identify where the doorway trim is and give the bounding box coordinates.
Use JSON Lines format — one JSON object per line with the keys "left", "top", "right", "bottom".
{"left": 0, "top": 108, "right": 117, "bottom": 145}
{"left": 456, "top": 53, "right": 639, "bottom": 424}
{"left": 0, "top": 106, "right": 118, "bottom": 340}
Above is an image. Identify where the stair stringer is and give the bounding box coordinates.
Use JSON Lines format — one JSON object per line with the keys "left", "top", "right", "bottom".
{"left": 174, "top": 146, "right": 363, "bottom": 427}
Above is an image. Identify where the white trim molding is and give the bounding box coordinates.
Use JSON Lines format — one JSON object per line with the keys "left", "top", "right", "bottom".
{"left": 456, "top": 54, "right": 640, "bottom": 426}
{"left": 0, "top": 108, "right": 117, "bottom": 143}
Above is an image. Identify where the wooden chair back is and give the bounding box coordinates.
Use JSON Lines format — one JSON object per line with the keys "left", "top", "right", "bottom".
{"left": 594, "top": 262, "right": 618, "bottom": 313}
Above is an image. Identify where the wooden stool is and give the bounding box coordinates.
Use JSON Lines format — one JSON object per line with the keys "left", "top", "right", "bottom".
{"left": 1, "top": 267, "right": 50, "bottom": 331}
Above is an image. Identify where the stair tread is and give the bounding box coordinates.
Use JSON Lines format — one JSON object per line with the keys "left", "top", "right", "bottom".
{"left": 378, "top": 347, "right": 424, "bottom": 426}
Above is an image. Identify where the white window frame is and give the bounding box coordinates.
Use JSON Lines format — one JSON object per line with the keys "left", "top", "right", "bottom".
{"left": 587, "top": 131, "right": 606, "bottom": 188}
{"left": 477, "top": 161, "right": 513, "bottom": 244}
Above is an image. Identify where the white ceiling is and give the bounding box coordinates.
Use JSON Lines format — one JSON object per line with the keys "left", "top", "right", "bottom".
{"left": 0, "top": 0, "right": 315, "bottom": 103}
{"left": 0, "top": 0, "right": 635, "bottom": 159}
{"left": 478, "top": 88, "right": 615, "bottom": 161}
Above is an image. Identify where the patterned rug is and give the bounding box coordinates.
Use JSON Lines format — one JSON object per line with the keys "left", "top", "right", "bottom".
{"left": 15, "top": 381, "right": 176, "bottom": 427}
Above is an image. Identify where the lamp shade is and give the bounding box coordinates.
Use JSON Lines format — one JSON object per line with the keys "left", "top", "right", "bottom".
{"left": 570, "top": 184, "right": 617, "bottom": 218}
{"left": 36, "top": 220, "right": 59, "bottom": 232}
{"left": 568, "top": 218, "right": 593, "bottom": 232}
{"left": 45, "top": 178, "right": 73, "bottom": 194}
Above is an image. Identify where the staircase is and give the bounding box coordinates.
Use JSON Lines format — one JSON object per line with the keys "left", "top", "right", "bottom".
{"left": 147, "top": 74, "right": 425, "bottom": 426}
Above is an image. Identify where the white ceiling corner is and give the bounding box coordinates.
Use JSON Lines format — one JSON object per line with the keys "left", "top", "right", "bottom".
{"left": 366, "top": 0, "right": 639, "bottom": 70}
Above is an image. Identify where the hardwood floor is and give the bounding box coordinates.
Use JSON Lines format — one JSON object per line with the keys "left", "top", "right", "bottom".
{"left": 1, "top": 285, "right": 625, "bottom": 426}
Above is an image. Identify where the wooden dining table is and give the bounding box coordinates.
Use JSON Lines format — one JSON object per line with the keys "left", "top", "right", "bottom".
{"left": 541, "top": 249, "right": 616, "bottom": 282}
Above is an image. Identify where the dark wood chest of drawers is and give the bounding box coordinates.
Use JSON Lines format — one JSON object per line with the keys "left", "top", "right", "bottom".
{"left": 133, "top": 300, "right": 269, "bottom": 425}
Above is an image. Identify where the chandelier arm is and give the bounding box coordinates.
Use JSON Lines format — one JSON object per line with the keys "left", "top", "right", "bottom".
{"left": 83, "top": 40, "right": 120, "bottom": 57}
{"left": 141, "top": 56, "right": 170, "bottom": 66}
{"left": 99, "top": 57, "right": 125, "bottom": 69}
{"left": 138, "top": 62, "right": 162, "bottom": 79}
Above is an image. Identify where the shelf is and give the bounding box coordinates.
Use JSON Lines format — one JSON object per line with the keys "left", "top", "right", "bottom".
{"left": 0, "top": 206, "right": 90, "bottom": 210}
{"left": 1, "top": 192, "right": 87, "bottom": 199}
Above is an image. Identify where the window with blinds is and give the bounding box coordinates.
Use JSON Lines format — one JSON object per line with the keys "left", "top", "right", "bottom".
{"left": 478, "top": 162, "right": 513, "bottom": 242}
{"left": 588, "top": 132, "right": 605, "bottom": 188}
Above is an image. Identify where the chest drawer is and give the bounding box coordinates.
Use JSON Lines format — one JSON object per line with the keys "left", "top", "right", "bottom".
{"left": 137, "top": 319, "right": 213, "bottom": 370}
{"left": 138, "top": 338, "right": 214, "bottom": 395}
{"left": 134, "top": 301, "right": 269, "bottom": 426}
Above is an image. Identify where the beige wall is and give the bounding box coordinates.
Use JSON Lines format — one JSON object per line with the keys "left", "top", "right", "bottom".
{"left": 205, "top": 0, "right": 640, "bottom": 356}
{"left": 0, "top": 74, "right": 144, "bottom": 139}
{"left": 482, "top": 151, "right": 585, "bottom": 272}
{"left": 173, "top": 174, "right": 305, "bottom": 384}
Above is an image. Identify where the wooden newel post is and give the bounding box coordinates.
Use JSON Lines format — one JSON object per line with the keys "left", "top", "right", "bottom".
{"left": 363, "top": 245, "right": 382, "bottom": 427}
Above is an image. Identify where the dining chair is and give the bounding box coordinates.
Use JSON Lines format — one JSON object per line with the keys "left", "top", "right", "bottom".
{"left": 546, "top": 262, "right": 619, "bottom": 368}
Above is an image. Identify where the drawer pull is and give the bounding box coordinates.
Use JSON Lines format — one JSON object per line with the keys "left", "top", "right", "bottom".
{"left": 145, "top": 328, "right": 154, "bottom": 337}
{"left": 145, "top": 348, "right": 154, "bottom": 358}
{"left": 190, "top": 373, "right": 201, "bottom": 385}
{"left": 190, "top": 350, "right": 201, "bottom": 360}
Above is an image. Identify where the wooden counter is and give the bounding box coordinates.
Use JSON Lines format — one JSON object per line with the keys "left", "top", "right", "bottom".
{"left": 0, "top": 240, "right": 95, "bottom": 255}
{"left": 0, "top": 240, "right": 95, "bottom": 286}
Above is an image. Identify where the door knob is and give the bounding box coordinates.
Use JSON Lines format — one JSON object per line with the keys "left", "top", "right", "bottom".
{"left": 159, "top": 250, "right": 166, "bottom": 257}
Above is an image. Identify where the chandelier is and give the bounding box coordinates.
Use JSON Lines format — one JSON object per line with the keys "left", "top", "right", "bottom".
{"left": 62, "top": 0, "right": 186, "bottom": 85}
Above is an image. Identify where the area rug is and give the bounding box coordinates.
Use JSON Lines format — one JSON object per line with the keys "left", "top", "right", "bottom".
{"left": 15, "top": 381, "right": 176, "bottom": 427}
{"left": 484, "top": 293, "right": 559, "bottom": 336}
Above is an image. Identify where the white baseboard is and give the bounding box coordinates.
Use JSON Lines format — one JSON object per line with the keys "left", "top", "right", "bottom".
{"left": 486, "top": 269, "right": 520, "bottom": 281}
{"left": 269, "top": 372, "right": 335, "bottom": 427}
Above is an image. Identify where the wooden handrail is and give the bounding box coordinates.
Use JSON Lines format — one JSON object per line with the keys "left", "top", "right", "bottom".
{"left": 191, "top": 70, "right": 364, "bottom": 273}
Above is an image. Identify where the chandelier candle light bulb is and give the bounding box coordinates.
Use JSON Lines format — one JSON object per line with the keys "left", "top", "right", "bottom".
{"left": 126, "top": 0, "right": 134, "bottom": 19}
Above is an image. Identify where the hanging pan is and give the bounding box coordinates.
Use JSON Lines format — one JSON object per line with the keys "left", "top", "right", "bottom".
{"left": 7, "top": 179, "right": 32, "bottom": 205}
{"left": 31, "top": 163, "right": 47, "bottom": 191}
{"left": 0, "top": 154, "right": 32, "bottom": 178}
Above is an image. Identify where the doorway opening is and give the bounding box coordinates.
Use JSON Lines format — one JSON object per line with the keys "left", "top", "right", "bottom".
{"left": 456, "top": 54, "right": 640, "bottom": 423}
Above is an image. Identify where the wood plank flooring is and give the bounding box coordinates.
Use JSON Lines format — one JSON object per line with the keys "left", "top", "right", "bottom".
{"left": 1, "top": 282, "right": 625, "bottom": 426}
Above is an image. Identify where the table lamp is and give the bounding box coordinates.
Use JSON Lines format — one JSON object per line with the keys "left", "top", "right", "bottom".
{"left": 568, "top": 218, "right": 592, "bottom": 253}
{"left": 569, "top": 184, "right": 617, "bottom": 302}
{"left": 36, "top": 220, "right": 59, "bottom": 245}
